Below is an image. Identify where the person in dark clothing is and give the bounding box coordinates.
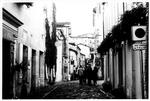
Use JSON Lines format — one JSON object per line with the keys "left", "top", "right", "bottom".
{"left": 78, "top": 65, "right": 84, "bottom": 85}
{"left": 75, "top": 67, "right": 78, "bottom": 80}
{"left": 83, "top": 66, "right": 88, "bottom": 84}
{"left": 87, "top": 64, "right": 92, "bottom": 86}
{"left": 92, "top": 66, "right": 98, "bottom": 86}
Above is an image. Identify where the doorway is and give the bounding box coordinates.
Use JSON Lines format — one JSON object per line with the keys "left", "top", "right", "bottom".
{"left": 31, "top": 49, "right": 36, "bottom": 92}
{"left": 118, "top": 48, "right": 123, "bottom": 86}
{"left": 22, "top": 45, "right": 28, "bottom": 82}
{"left": 2, "top": 39, "right": 14, "bottom": 99}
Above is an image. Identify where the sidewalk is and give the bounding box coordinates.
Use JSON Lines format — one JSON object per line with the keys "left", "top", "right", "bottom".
{"left": 28, "top": 80, "right": 78, "bottom": 99}
{"left": 28, "top": 83, "right": 58, "bottom": 99}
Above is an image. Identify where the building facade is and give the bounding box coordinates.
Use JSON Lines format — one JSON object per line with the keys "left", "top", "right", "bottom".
{"left": 55, "top": 29, "right": 65, "bottom": 82}
{"left": 97, "top": 2, "right": 148, "bottom": 99}
{"left": 68, "top": 43, "right": 79, "bottom": 80}
{"left": 2, "top": 1, "right": 55, "bottom": 98}
{"left": 56, "top": 22, "right": 71, "bottom": 81}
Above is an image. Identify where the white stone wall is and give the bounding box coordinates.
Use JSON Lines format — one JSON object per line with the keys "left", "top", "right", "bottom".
{"left": 56, "top": 41, "right": 63, "bottom": 82}
{"left": 2, "top": 2, "right": 54, "bottom": 96}
{"left": 102, "top": 2, "right": 124, "bottom": 38}
{"left": 125, "top": 42, "right": 133, "bottom": 98}
{"left": 3, "top": 3, "right": 48, "bottom": 51}
{"left": 78, "top": 45, "right": 90, "bottom": 58}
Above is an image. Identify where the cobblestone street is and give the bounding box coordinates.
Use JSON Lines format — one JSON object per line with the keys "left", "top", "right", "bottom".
{"left": 2, "top": 1, "right": 148, "bottom": 99}
{"left": 42, "top": 80, "right": 113, "bottom": 99}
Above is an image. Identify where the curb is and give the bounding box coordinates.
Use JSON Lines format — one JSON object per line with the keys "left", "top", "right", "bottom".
{"left": 99, "top": 89, "right": 115, "bottom": 99}
{"left": 42, "top": 86, "right": 58, "bottom": 98}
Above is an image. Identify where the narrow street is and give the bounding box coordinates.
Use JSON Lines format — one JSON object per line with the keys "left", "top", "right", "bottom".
{"left": 43, "top": 80, "right": 113, "bottom": 99}
{"left": 28, "top": 80, "right": 114, "bottom": 99}
{"left": 2, "top": 1, "right": 148, "bottom": 99}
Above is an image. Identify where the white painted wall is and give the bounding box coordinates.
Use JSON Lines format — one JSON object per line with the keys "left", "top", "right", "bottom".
{"left": 125, "top": 42, "right": 133, "bottom": 98}
{"left": 114, "top": 52, "right": 119, "bottom": 88}
{"left": 122, "top": 42, "right": 126, "bottom": 89}
{"left": 2, "top": 2, "right": 54, "bottom": 96}
{"left": 133, "top": 50, "right": 142, "bottom": 98}
{"left": 56, "top": 41, "right": 63, "bottom": 82}
{"left": 69, "top": 50, "right": 77, "bottom": 72}
{"left": 3, "top": 2, "right": 53, "bottom": 51}
{"left": 78, "top": 45, "right": 90, "bottom": 58}
{"left": 103, "top": 2, "right": 124, "bottom": 38}
{"left": 103, "top": 55, "right": 107, "bottom": 82}
{"left": 109, "top": 49, "right": 113, "bottom": 87}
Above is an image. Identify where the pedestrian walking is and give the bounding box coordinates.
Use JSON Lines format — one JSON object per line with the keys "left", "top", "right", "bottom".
{"left": 87, "top": 64, "right": 92, "bottom": 86}
{"left": 82, "top": 66, "right": 87, "bottom": 84}
{"left": 84, "top": 65, "right": 88, "bottom": 85}
{"left": 92, "top": 66, "right": 98, "bottom": 86}
{"left": 75, "top": 67, "right": 78, "bottom": 80}
{"left": 78, "top": 65, "right": 84, "bottom": 85}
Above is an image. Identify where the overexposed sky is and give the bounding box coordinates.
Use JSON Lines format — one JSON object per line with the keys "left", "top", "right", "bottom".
{"left": 55, "top": 0, "right": 99, "bottom": 36}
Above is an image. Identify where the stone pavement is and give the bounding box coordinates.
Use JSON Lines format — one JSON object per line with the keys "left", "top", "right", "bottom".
{"left": 28, "top": 80, "right": 114, "bottom": 99}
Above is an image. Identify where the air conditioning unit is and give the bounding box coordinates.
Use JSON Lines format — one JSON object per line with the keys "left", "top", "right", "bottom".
{"left": 131, "top": 26, "right": 147, "bottom": 41}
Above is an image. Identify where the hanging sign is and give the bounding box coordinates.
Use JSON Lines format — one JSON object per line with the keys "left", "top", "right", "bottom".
{"left": 132, "top": 42, "right": 146, "bottom": 50}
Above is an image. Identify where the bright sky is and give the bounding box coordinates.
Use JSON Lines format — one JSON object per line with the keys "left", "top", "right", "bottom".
{"left": 55, "top": 0, "right": 99, "bottom": 36}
